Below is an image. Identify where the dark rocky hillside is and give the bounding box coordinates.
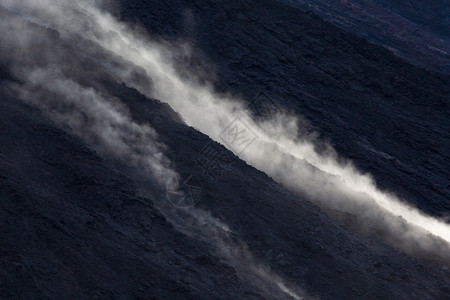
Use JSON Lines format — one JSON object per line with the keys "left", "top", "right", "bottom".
{"left": 119, "top": 0, "right": 449, "bottom": 217}
{"left": 0, "top": 0, "right": 449, "bottom": 299}
{"left": 280, "top": 0, "right": 450, "bottom": 74}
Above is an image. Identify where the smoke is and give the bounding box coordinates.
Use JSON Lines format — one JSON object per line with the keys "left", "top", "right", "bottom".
{"left": 0, "top": 2, "right": 307, "bottom": 298}
{"left": 20, "top": 0, "right": 450, "bottom": 262}
{"left": 3, "top": 0, "right": 449, "bottom": 264}
{"left": 17, "top": 69, "right": 177, "bottom": 189}
{"left": 166, "top": 207, "right": 308, "bottom": 299}
{"left": 0, "top": 3, "right": 177, "bottom": 189}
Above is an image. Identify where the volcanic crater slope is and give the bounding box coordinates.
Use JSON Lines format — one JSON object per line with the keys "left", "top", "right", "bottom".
{"left": 0, "top": 0, "right": 449, "bottom": 299}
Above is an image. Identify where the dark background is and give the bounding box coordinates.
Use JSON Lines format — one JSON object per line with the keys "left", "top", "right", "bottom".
{"left": 0, "top": 0, "right": 449, "bottom": 298}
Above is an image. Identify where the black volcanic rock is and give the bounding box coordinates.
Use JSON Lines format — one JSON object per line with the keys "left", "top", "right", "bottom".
{"left": 2, "top": 66, "right": 449, "bottom": 299}
{"left": 0, "top": 0, "right": 449, "bottom": 299}
{"left": 120, "top": 0, "right": 449, "bottom": 217}
{"left": 0, "top": 94, "right": 251, "bottom": 299}
{"left": 279, "top": 0, "right": 450, "bottom": 74}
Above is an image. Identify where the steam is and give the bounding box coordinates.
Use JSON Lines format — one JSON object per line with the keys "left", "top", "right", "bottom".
{"left": 0, "top": 2, "right": 306, "bottom": 298}
{"left": 168, "top": 208, "right": 307, "bottom": 299}
{"left": 20, "top": 0, "right": 450, "bottom": 261}
{"left": 1, "top": 0, "right": 447, "bottom": 297}
{"left": 3, "top": 0, "right": 449, "bottom": 263}
{"left": 17, "top": 69, "right": 177, "bottom": 189}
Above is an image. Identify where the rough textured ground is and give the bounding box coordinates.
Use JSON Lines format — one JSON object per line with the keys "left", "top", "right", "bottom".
{"left": 119, "top": 0, "right": 449, "bottom": 217}
{"left": 1, "top": 0, "right": 449, "bottom": 299}
{"left": 280, "top": 0, "right": 450, "bottom": 74}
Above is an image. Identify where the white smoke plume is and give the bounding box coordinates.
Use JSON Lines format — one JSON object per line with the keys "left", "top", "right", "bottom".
{"left": 17, "top": 69, "right": 177, "bottom": 189}
{"left": 0, "top": 6, "right": 177, "bottom": 189}
{"left": 23, "top": 0, "right": 449, "bottom": 261}
{"left": 0, "top": 2, "right": 307, "bottom": 298}
{"left": 3, "top": 0, "right": 449, "bottom": 263}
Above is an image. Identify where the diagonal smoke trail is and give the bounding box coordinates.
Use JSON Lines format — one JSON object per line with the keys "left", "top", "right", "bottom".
{"left": 14, "top": 69, "right": 178, "bottom": 190}
{"left": 0, "top": 5, "right": 306, "bottom": 299}
{"left": 5, "top": 0, "right": 448, "bottom": 261}
{"left": 43, "top": 1, "right": 450, "bottom": 252}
